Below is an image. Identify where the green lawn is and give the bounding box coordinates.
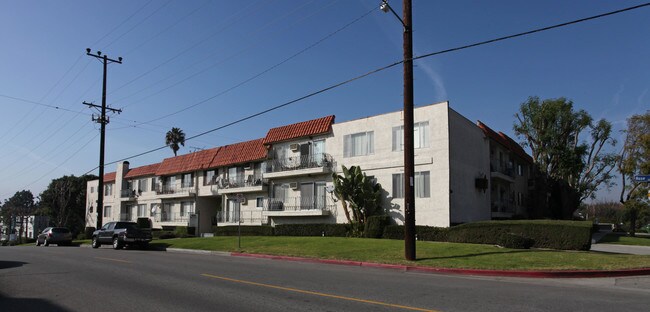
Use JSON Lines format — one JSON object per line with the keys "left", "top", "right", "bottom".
{"left": 599, "top": 234, "right": 650, "bottom": 247}
{"left": 148, "top": 236, "right": 650, "bottom": 271}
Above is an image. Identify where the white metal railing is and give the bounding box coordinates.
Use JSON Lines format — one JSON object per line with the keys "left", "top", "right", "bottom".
{"left": 265, "top": 153, "right": 333, "bottom": 173}
{"left": 263, "top": 196, "right": 335, "bottom": 212}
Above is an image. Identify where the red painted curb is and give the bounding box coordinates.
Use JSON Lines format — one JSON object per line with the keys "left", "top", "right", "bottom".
{"left": 230, "top": 252, "right": 650, "bottom": 278}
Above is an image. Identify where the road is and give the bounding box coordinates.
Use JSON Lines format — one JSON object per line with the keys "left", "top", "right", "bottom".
{"left": 1, "top": 245, "right": 649, "bottom": 312}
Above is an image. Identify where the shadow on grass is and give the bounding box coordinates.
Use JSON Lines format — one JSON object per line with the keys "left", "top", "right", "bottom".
{"left": 415, "top": 249, "right": 551, "bottom": 261}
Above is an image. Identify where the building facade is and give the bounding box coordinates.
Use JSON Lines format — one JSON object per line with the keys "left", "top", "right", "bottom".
{"left": 85, "top": 102, "right": 534, "bottom": 234}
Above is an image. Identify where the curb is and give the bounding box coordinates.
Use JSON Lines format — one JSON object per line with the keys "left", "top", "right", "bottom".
{"left": 230, "top": 252, "right": 650, "bottom": 278}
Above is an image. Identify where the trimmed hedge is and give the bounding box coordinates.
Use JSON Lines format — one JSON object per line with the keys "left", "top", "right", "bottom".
{"left": 382, "top": 225, "right": 448, "bottom": 242}
{"left": 447, "top": 220, "right": 592, "bottom": 251}
{"left": 274, "top": 224, "right": 350, "bottom": 237}
{"left": 364, "top": 215, "right": 390, "bottom": 238}
{"left": 84, "top": 227, "right": 96, "bottom": 239}
{"left": 213, "top": 226, "right": 274, "bottom": 236}
{"left": 497, "top": 233, "right": 534, "bottom": 249}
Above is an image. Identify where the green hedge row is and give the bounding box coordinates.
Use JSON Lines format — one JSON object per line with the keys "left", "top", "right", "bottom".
{"left": 446, "top": 220, "right": 592, "bottom": 251}
{"left": 382, "top": 225, "right": 449, "bottom": 242}
{"left": 274, "top": 224, "right": 350, "bottom": 237}
{"left": 213, "top": 226, "right": 274, "bottom": 236}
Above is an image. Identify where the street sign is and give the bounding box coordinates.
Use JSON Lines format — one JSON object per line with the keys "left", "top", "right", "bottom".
{"left": 634, "top": 175, "right": 650, "bottom": 182}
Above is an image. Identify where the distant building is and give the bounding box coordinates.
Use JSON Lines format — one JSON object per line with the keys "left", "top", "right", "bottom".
{"left": 86, "top": 102, "right": 537, "bottom": 234}
{"left": 0, "top": 215, "right": 49, "bottom": 239}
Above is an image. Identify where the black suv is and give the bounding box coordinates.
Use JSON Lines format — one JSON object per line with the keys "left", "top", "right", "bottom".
{"left": 92, "top": 221, "right": 152, "bottom": 250}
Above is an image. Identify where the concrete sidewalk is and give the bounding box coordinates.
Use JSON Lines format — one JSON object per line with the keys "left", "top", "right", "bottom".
{"left": 590, "top": 244, "right": 650, "bottom": 255}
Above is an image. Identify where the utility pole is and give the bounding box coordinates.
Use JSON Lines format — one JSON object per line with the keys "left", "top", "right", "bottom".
{"left": 380, "top": 0, "right": 415, "bottom": 260}
{"left": 83, "top": 48, "right": 122, "bottom": 230}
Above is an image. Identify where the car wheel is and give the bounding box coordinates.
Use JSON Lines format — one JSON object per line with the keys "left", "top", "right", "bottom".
{"left": 92, "top": 236, "right": 100, "bottom": 248}
{"left": 112, "top": 237, "right": 123, "bottom": 250}
{"left": 44, "top": 239, "right": 50, "bottom": 247}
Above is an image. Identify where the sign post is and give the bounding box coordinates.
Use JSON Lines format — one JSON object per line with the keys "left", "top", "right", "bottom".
{"left": 236, "top": 194, "right": 244, "bottom": 250}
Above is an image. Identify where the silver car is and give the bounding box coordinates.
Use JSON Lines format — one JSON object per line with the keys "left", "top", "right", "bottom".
{"left": 36, "top": 227, "right": 73, "bottom": 246}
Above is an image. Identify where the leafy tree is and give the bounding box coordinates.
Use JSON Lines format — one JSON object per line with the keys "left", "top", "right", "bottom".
{"left": 514, "top": 96, "right": 618, "bottom": 204}
{"left": 39, "top": 175, "right": 96, "bottom": 236}
{"left": 617, "top": 112, "right": 650, "bottom": 235}
{"left": 332, "top": 165, "right": 383, "bottom": 226}
{"left": 165, "top": 127, "right": 186, "bottom": 156}
{"left": 1, "top": 190, "right": 37, "bottom": 242}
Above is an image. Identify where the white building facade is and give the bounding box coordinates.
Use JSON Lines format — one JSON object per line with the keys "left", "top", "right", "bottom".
{"left": 86, "top": 102, "right": 533, "bottom": 233}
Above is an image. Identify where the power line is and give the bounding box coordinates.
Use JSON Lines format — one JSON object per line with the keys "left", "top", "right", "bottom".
{"left": 102, "top": 0, "right": 174, "bottom": 50}
{"left": 89, "top": 0, "right": 154, "bottom": 48}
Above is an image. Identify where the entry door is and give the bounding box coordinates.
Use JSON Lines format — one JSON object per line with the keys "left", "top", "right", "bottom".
{"left": 227, "top": 199, "right": 240, "bottom": 223}
{"left": 300, "top": 143, "right": 310, "bottom": 167}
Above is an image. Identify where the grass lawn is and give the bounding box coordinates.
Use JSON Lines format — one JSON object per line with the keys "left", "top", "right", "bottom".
{"left": 149, "top": 236, "right": 650, "bottom": 271}
{"left": 599, "top": 234, "right": 650, "bottom": 247}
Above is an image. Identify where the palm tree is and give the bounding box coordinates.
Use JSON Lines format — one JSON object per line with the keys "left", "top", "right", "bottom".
{"left": 165, "top": 127, "right": 185, "bottom": 156}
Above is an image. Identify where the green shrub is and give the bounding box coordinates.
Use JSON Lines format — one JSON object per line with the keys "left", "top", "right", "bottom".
{"left": 382, "top": 225, "right": 448, "bottom": 241}
{"left": 274, "top": 224, "right": 350, "bottom": 237}
{"left": 213, "top": 226, "right": 274, "bottom": 236}
{"left": 153, "top": 231, "right": 176, "bottom": 239}
{"left": 173, "top": 226, "right": 194, "bottom": 238}
{"left": 84, "top": 227, "right": 96, "bottom": 239}
{"left": 447, "top": 220, "right": 592, "bottom": 251}
{"left": 76, "top": 233, "right": 86, "bottom": 240}
{"left": 364, "top": 215, "right": 390, "bottom": 238}
{"left": 497, "top": 233, "right": 534, "bottom": 249}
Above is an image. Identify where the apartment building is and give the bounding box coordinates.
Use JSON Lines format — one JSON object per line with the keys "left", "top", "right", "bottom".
{"left": 86, "top": 101, "right": 534, "bottom": 233}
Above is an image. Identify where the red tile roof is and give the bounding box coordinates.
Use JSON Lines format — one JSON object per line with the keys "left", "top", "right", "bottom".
{"left": 263, "top": 115, "right": 334, "bottom": 145}
{"left": 124, "top": 163, "right": 161, "bottom": 179}
{"left": 209, "top": 138, "right": 267, "bottom": 168}
{"left": 155, "top": 147, "right": 220, "bottom": 176}
{"left": 477, "top": 121, "right": 533, "bottom": 164}
{"left": 103, "top": 172, "right": 116, "bottom": 183}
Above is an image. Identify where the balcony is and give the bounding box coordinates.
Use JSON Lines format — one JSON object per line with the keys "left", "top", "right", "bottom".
{"left": 491, "top": 200, "right": 515, "bottom": 219}
{"left": 155, "top": 185, "right": 196, "bottom": 198}
{"left": 152, "top": 212, "right": 193, "bottom": 224}
{"left": 217, "top": 175, "right": 267, "bottom": 194}
{"left": 262, "top": 196, "right": 334, "bottom": 217}
{"left": 490, "top": 163, "right": 515, "bottom": 183}
{"left": 263, "top": 153, "right": 334, "bottom": 179}
{"left": 120, "top": 189, "right": 139, "bottom": 199}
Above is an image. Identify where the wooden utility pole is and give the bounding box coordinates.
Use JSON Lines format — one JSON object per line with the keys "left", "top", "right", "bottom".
{"left": 83, "top": 48, "right": 122, "bottom": 230}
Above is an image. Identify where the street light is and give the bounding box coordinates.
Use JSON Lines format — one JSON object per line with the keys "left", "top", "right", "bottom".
{"left": 381, "top": 0, "right": 415, "bottom": 261}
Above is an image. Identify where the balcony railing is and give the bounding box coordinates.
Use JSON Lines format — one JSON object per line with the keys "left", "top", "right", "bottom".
{"left": 490, "top": 163, "right": 514, "bottom": 177}
{"left": 155, "top": 185, "right": 195, "bottom": 195}
{"left": 220, "top": 175, "right": 264, "bottom": 189}
{"left": 153, "top": 212, "right": 194, "bottom": 223}
{"left": 265, "top": 153, "right": 333, "bottom": 173}
{"left": 215, "top": 210, "right": 266, "bottom": 224}
{"left": 491, "top": 200, "right": 515, "bottom": 213}
{"left": 263, "top": 196, "right": 335, "bottom": 212}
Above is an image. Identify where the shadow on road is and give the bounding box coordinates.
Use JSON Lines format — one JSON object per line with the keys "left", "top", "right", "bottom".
{"left": 0, "top": 260, "right": 28, "bottom": 270}
{"left": 0, "top": 293, "right": 70, "bottom": 312}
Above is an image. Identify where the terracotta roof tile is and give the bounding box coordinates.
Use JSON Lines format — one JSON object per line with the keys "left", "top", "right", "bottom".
{"left": 124, "top": 163, "right": 161, "bottom": 179}
{"left": 155, "top": 147, "right": 220, "bottom": 176}
{"left": 209, "top": 139, "right": 267, "bottom": 168}
{"left": 103, "top": 172, "right": 116, "bottom": 183}
{"left": 477, "top": 121, "right": 533, "bottom": 164}
{"left": 263, "top": 115, "right": 334, "bottom": 145}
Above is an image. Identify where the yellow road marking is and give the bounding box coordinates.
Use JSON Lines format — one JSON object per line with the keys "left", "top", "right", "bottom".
{"left": 94, "top": 257, "right": 131, "bottom": 264}
{"left": 201, "top": 273, "right": 440, "bottom": 312}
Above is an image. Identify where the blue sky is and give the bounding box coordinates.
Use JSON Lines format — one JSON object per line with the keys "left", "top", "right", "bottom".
{"left": 1, "top": 0, "right": 648, "bottom": 201}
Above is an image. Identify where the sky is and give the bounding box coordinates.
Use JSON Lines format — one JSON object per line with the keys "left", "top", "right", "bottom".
{"left": 1, "top": 0, "right": 648, "bottom": 202}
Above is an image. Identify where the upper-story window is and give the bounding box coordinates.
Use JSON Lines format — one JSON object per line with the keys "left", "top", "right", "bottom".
{"left": 344, "top": 131, "right": 374, "bottom": 157}
{"left": 392, "top": 171, "right": 430, "bottom": 198}
{"left": 163, "top": 176, "right": 176, "bottom": 188}
{"left": 151, "top": 177, "right": 159, "bottom": 191}
{"left": 182, "top": 173, "right": 193, "bottom": 188}
{"left": 204, "top": 170, "right": 216, "bottom": 185}
{"left": 104, "top": 183, "right": 113, "bottom": 196}
{"left": 392, "top": 121, "right": 430, "bottom": 151}
{"left": 137, "top": 178, "right": 148, "bottom": 192}
{"left": 90, "top": 186, "right": 94, "bottom": 193}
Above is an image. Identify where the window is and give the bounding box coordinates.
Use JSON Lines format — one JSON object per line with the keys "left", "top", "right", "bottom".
{"left": 343, "top": 131, "right": 374, "bottom": 157}
{"left": 151, "top": 177, "right": 159, "bottom": 191}
{"left": 180, "top": 201, "right": 194, "bottom": 217}
{"left": 138, "top": 178, "right": 148, "bottom": 192}
{"left": 90, "top": 186, "right": 94, "bottom": 193}
{"left": 256, "top": 197, "right": 264, "bottom": 208}
{"left": 517, "top": 164, "right": 523, "bottom": 176}
{"left": 89, "top": 206, "right": 93, "bottom": 213}
{"left": 392, "top": 121, "right": 430, "bottom": 151}
{"left": 204, "top": 170, "right": 216, "bottom": 185}
{"left": 182, "top": 173, "right": 193, "bottom": 188}
{"left": 137, "top": 204, "right": 147, "bottom": 217}
{"left": 103, "top": 206, "right": 112, "bottom": 218}
{"left": 414, "top": 171, "right": 430, "bottom": 198}
{"left": 104, "top": 184, "right": 113, "bottom": 196}
{"left": 392, "top": 171, "right": 430, "bottom": 198}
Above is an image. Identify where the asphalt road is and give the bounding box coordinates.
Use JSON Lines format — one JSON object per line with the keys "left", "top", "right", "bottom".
{"left": 1, "top": 245, "right": 649, "bottom": 312}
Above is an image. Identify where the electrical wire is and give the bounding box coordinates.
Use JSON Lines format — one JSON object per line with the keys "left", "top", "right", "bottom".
{"left": 81, "top": 1, "right": 650, "bottom": 175}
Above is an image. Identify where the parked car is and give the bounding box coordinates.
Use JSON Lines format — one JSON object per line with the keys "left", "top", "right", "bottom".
{"left": 92, "top": 221, "right": 152, "bottom": 250}
{"left": 641, "top": 224, "right": 650, "bottom": 234}
{"left": 36, "top": 227, "right": 73, "bottom": 246}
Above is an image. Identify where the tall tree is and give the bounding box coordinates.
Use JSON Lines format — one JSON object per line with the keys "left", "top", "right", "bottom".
{"left": 617, "top": 112, "right": 650, "bottom": 235}
{"left": 2, "top": 190, "right": 37, "bottom": 242}
{"left": 332, "top": 165, "right": 383, "bottom": 226}
{"left": 39, "top": 175, "right": 96, "bottom": 236}
{"left": 165, "top": 127, "right": 186, "bottom": 156}
{"left": 514, "top": 96, "right": 618, "bottom": 203}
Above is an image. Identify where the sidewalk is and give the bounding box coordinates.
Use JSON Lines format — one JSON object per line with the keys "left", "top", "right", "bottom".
{"left": 590, "top": 244, "right": 650, "bottom": 255}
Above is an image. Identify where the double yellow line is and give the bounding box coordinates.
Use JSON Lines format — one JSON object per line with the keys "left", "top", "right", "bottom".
{"left": 201, "top": 273, "right": 440, "bottom": 312}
